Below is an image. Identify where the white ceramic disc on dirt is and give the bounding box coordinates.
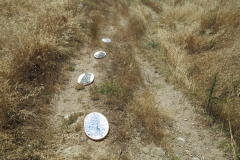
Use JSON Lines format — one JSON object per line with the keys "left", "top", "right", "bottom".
{"left": 102, "top": 38, "right": 111, "bottom": 43}
{"left": 77, "top": 73, "right": 94, "bottom": 85}
{"left": 94, "top": 51, "right": 106, "bottom": 59}
{"left": 84, "top": 112, "right": 109, "bottom": 140}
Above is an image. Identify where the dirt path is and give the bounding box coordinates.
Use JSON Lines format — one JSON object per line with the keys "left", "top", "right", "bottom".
{"left": 137, "top": 56, "right": 232, "bottom": 160}
{"left": 49, "top": 2, "right": 232, "bottom": 160}
{"left": 50, "top": 6, "right": 167, "bottom": 160}
{"left": 51, "top": 49, "right": 114, "bottom": 159}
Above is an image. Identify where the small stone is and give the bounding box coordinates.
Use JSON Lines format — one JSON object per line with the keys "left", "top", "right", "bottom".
{"left": 142, "top": 147, "right": 150, "bottom": 154}
{"left": 178, "top": 137, "right": 186, "bottom": 142}
{"left": 185, "top": 150, "right": 191, "bottom": 154}
{"left": 184, "top": 119, "right": 187, "bottom": 121}
{"left": 193, "top": 158, "right": 200, "bottom": 160}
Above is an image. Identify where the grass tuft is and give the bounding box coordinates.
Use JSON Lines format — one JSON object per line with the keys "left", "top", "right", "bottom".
{"left": 75, "top": 84, "right": 85, "bottom": 91}
{"left": 89, "top": 15, "right": 102, "bottom": 41}
{"left": 89, "top": 85, "right": 100, "bottom": 101}
{"left": 131, "top": 88, "right": 171, "bottom": 145}
{"left": 128, "top": 15, "right": 146, "bottom": 39}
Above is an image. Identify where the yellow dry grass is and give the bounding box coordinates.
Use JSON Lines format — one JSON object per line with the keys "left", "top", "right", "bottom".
{"left": 126, "top": 0, "right": 239, "bottom": 157}
{"left": 130, "top": 88, "right": 171, "bottom": 145}
{"left": 0, "top": 0, "right": 88, "bottom": 158}
{"left": 2, "top": 0, "right": 239, "bottom": 158}
{"left": 0, "top": 0, "right": 169, "bottom": 158}
{"left": 138, "top": 0, "right": 240, "bottom": 157}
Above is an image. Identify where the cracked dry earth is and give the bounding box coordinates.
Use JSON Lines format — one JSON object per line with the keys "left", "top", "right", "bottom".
{"left": 49, "top": 4, "right": 232, "bottom": 160}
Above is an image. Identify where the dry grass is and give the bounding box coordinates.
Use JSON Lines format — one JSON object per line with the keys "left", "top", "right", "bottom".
{"left": 62, "top": 112, "right": 83, "bottom": 130}
{"left": 128, "top": 16, "right": 146, "bottom": 39}
{"left": 75, "top": 83, "right": 85, "bottom": 91}
{"left": 140, "top": 0, "right": 240, "bottom": 157}
{"left": 93, "top": 3, "right": 170, "bottom": 151}
{"left": 130, "top": 88, "right": 171, "bottom": 145}
{"left": 74, "top": 122, "right": 82, "bottom": 132}
{"left": 122, "top": 0, "right": 240, "bottom": 157}
{"left": 98, "top": 43, "right": 169, "bottom": 147}
{"left": 89, "top": 85, "right": 100, "bottom": 101}
{"left": 89, "top": 15, "right": 102, "bottom": 41}
{"left": 0, "top": 0, "right": 88, "bottom": 158}
{"left": 99, "top": 45, "right": 143, "bottom": 108}
{"left": 141, "top": 0, "right": 163, "bottom": 13}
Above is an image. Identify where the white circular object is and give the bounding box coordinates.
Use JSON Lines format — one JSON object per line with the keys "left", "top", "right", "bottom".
{"left": 84, "top": 112, "right": 109, "bottom": 140}
{"left": 94, "top": 51, "right": 106, "bottom": 59}
{"left": 77, "top": 73, "right": 94, "bottom": 85}
{"left": 102, "top": 38, "right": 111, "bottom": 43}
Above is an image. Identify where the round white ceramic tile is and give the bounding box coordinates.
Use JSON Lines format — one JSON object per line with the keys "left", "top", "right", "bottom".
{"left": 102, "top": 38, "right": 111, "bottom": 43}
{"left": 77, "top": 73, "right": 94, "bottom": 85}
{"left": 94, "top": 51, "right": 106, "bottom": 59}
{"left": 84, "top": 112, "right": 109, "bottom": 140}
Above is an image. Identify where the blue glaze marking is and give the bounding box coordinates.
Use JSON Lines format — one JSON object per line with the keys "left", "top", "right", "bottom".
{"left": 84, "top": 112, "right": 109, "bottom": 140}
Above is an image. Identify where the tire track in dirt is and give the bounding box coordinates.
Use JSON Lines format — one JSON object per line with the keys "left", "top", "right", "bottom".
{"left": 136, "top": 56, "right": 232, "bottom": 160}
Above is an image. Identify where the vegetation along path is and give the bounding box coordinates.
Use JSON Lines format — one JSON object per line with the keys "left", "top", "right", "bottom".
{"left": 51, "top": 1, "right": 233, "bottom": 160}
{"left": 1, "top": 0, "right": 239, "bottom": 159}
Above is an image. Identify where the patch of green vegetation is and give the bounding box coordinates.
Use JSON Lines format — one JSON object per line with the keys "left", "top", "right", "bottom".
{"left": 44, "top": 91, "right": 51, "bottom": 96}
{"left": 148, "top": 41, "right": 158, "bottom": 49}
{"left": 217, "top": 139, "right": 232, "bottom": 152}
{"left": 98, "top": 80, "right": 122, "bottom": 96}
{"left": 68, "top": 66, "right": 75, "bottom": 71}
{"left": 205, "top": 73, "right": 220, "bottom": 117}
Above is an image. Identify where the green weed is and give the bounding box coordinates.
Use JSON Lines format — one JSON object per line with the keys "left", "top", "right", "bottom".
{"left": 98, "top": 80, "right": 122, "bottom": 96}
{"left": 148, "top": 41, "right": 158, "bottom": 49}
{"left": 68, "top": 66, "right": 75, "bottom": 71}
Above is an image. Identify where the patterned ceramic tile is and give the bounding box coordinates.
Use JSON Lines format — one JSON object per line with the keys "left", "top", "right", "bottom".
{"left": 77, "top": 73, "right": 94, "bottom": 85}
{"left": 94, "top": 51, "right": 106, "bottom": 59}
{"left": 84, "top": 112, "right": 109, "bottom": 140}
{"left": 102, "top": 38, "right": 111, "bottom": 43}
